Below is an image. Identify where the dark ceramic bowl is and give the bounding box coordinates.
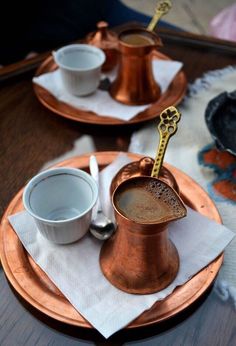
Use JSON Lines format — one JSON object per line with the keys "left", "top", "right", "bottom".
{"left": 205, "top": 90, "right": 236, "bottom": 156}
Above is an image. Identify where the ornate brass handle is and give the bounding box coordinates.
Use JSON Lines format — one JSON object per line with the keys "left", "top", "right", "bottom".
{"left": 151, "top": 106, "right": 181, "bottom": 178}
{"left": 147, "top": 0, "right": 172, "bottom": 32}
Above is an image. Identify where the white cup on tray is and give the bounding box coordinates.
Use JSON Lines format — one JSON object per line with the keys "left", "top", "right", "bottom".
{"left": 53, "top": 44, "right": 105, "bottom": 96}
{"left": 23, "top": 167, "right": 98, "bottom": 244}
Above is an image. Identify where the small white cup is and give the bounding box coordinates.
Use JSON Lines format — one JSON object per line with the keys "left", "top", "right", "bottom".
{"left": 53, "top": 44, "right": 105, "bottom": 96}
{"left": 23, "top": 167, "right": 98, "bottom": 244}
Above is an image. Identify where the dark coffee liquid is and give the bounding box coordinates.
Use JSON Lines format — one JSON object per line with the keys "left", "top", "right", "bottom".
{"left": 117, "top": 187, "right": 167, "bottom": 222}
{"left": 115, "top": 178, "right": 185, "bottom": 223}
{"left": 121, "top": 33, "right": 154, "bottom": 46}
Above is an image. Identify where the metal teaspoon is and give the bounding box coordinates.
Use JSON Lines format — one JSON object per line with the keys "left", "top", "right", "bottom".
{"left": 89, "top": 155, "right": 116, "bottom": 240}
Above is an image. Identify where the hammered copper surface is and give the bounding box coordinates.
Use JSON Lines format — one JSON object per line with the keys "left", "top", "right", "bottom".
{"left": 33, "top": 51, "right": 187, "bottom": 125}
{"left": 109, "top": 28, "right": 162, "bottom": 105}
{"left": 101, "top": 230, "right": 179, "bottom": 294}
{"left": 0, "top": 152, "right": 222, "bottom": 329}
{"left": 100, "top": 177, "right": 187, "bottom": 294}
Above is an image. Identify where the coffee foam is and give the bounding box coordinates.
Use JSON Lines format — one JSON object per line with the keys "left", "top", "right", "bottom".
{"left": 115, "top": 177, "right": 186, "bottom": 223}
{"left": 145, "top": 179, "right": 184, "bottom": 216}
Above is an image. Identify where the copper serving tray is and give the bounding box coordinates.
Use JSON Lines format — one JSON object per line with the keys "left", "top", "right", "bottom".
{"left": 0, "top": 152, "right": 222, "bottom": 330}
{"left": 33, "top": 52, "right": 187, "bottom": 126}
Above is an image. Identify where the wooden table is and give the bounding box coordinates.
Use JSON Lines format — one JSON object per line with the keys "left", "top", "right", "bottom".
{"left": 1, "top": 27, "right": 236, "bottom": 345}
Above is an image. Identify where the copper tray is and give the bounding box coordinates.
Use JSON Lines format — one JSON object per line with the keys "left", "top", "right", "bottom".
{"left": 33, "top": 52, "right": 187, "bottom": 126}
{"left": 0, "top": 152, "right": 222, "bottom": 330}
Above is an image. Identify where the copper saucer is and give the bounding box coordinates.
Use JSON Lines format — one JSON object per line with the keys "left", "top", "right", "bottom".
{"left": 0, "top": 152, "right": 222, "bottom": 330}
{"left": 33, "top": 52, "right": 187, "bottom": 126}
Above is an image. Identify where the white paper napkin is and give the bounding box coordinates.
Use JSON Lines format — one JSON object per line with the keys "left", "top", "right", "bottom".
{"left": 8, "top": 154, "right": 235, "bottom": 338}
{"left": 33, "top": 60, "right": 183, "bottom": 121}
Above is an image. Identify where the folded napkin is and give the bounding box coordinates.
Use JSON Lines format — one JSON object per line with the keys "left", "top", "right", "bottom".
{"left": 33, "top": 60, "right": 183, "bottom": 121}
{"left": 8, "top": 154, "right": 234, "bottom": 338}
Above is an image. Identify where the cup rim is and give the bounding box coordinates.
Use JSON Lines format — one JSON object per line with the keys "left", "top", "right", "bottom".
{"left": 53, "top": 44, "right": 106, "bottom": 72}
{"left": 23, "top": 167, "right": 98, "bottom": 224}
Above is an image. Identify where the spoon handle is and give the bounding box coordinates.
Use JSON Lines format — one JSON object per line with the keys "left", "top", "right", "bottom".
{"left": 151, "top": 106, "right": 181, "bottom": 178}
{"left": 147, "top": 0, "right": 172, "bottom": 32}
{"left": 89, "top": 155, "right": 102, "bottom": 211}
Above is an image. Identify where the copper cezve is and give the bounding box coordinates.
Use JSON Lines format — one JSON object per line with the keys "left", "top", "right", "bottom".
{"left": 100, "top": 176, "right": 187, "bottom": 294}
{"left": 109, "top": 28, "right": 163, "bottom": 105}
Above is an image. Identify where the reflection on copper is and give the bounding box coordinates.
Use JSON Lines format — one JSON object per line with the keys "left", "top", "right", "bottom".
{"left": 109, "top": 28, "right": 163, "bottom": 105}
{"left": 100, "top": 176, "right": 187, "bottom": 294}
{"left": 86, "top": 21, "right": 119, "bottom": 72}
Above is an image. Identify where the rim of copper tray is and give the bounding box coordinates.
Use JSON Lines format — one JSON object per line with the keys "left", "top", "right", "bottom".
{"left": 0, "top": 151, "right": 222, "bottom": 329}
{"left": 33, "top": 52, "right": 187, "bottom": 126}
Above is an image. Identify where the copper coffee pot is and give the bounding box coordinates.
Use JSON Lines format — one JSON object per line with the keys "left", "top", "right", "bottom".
{"left": 100, "top": 106, "right": 186, "bottom": 294}
{"left": 109, "top": 0, "right": 172, "bottom": 105}
{"left": 100, "top": 176, "right": 186, "bottom": 294}
{"left": 109, "top": 28, "right": 162, "bottom": 105}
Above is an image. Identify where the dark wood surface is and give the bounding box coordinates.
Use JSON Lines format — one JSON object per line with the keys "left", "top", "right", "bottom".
{"left": 1, "top": 26, "right": 236, "bottom": 345}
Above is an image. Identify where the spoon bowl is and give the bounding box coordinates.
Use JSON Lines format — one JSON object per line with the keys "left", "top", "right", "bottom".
{"left": 89, "top": 211, "right": 115, "bottom": 240}
{"left": 89, "top": 155, "right": 116, "bottom": 240}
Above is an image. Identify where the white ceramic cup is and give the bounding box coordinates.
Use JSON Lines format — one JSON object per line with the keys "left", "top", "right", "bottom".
{"left": 23, "top": 167, "right": 98, "bottom": 244}
{"left": 53, "top": 44, "right": 105, "bottom": 96}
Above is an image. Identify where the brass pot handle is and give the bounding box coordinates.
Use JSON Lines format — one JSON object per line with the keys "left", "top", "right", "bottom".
{"left": 147, "top": 0, "right": 172, "bottom": 32}
{"left": 151, "top": 106, "right": 181, "bottom": 178}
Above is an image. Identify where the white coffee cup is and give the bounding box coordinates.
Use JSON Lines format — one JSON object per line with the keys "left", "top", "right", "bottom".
{"left": 53, "top": 44, "right": 105, "bottom": 96}
{"left": 23, "top": 167, "right": 98, "bottom": 244}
